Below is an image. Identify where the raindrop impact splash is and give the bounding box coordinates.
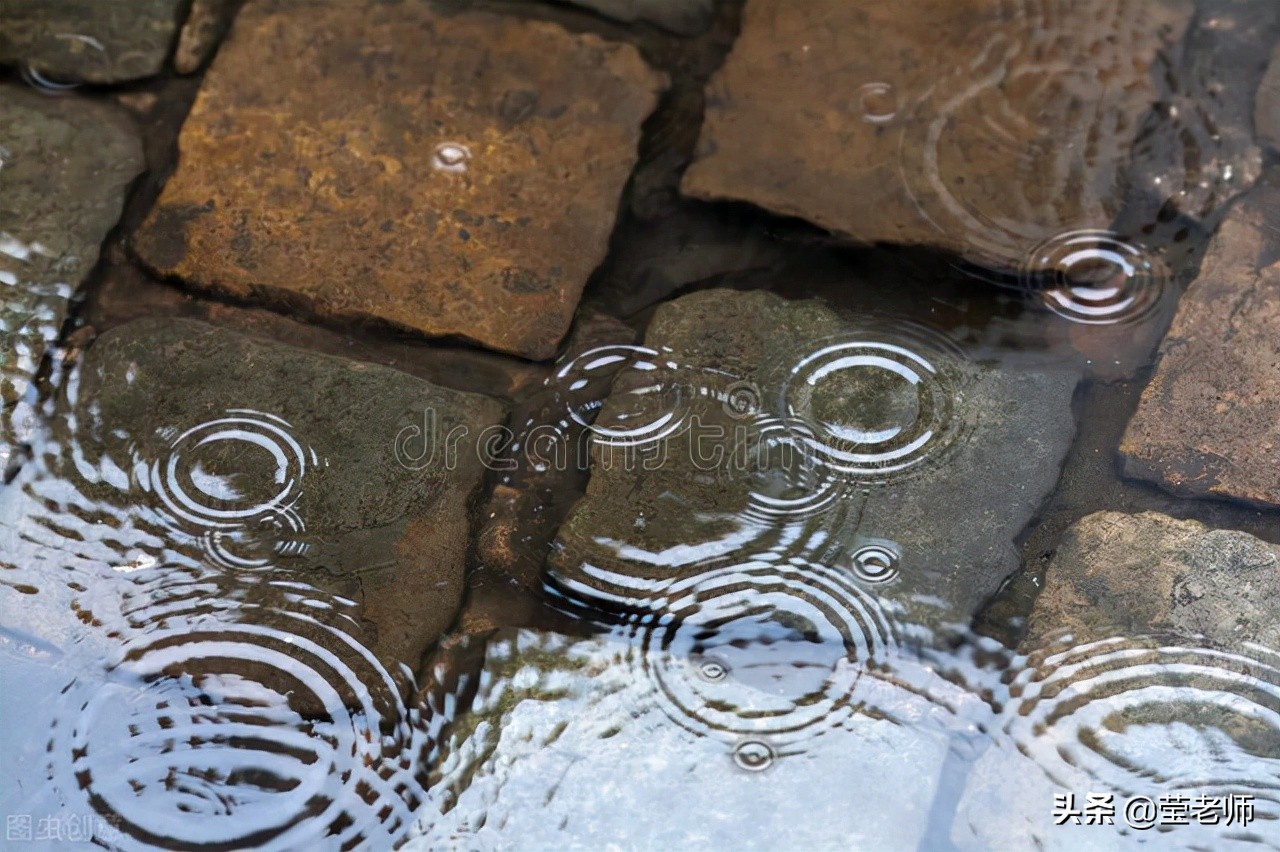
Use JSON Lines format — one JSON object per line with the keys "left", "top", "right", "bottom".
{"left": 849, "top": 541, "right": 900, "bottom": 584}
{"left": 20, "top": 65, "right": 80, "bottom": 95}
{"left": 857, "top": 82, "right": 898, "bottom": 124}
{"left": 1020, "top": 230, "right": 1168, "bottom": 326}
{"left": 431, "top": 142, "right": 471, "bottom": 174}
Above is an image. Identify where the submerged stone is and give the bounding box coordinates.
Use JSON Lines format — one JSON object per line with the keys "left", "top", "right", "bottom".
{"left": 561, "top": 0, "right": 715, "bottom": 35}
{"left": 1121, "top": 178, "right": 1280, "bottom": 508}
{"left": 9, "top": 318, "right": 504, "bottom": 671}
{"left": 546, "top": 289, "right": 1079, "bottom": 629}
{"left": 0, "top": 0, "right": 185, "bottom": 83}
{"left": 1023, "top": 511, "right": 1280, "bottom": 651}
{"left": 681, "top": 0, "right": 1199, "bottom": 268}
{"left": 0, "top": 86, "right": 144, "bottom": 448}
{"left": 172, "top": 0, "right": 238, "bottom": 75}
{"left": 134, "top": 0, "right": 665, "bottom": 360}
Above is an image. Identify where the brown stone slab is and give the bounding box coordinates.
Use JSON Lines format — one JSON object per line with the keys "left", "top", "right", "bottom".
{"left": 681, "top": 0, "right": 1194, "bottom": 267}
{"left": 134, "top": 0, "right": 665, "bottom": 360}
{"left": 1121, "top": 179, "right": 1280, "bottom": 508}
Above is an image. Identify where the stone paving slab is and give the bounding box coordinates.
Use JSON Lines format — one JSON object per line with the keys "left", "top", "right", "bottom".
{"left": 62, "top": 318, "right": 505, "bottom": 668}
{"left": 135, "top": 0, "right": 665, "bottom": 360}
{"left": 173, "top": 0, "right": 238, "bottom": 75}
{"left": 1121, "top": 177, "right": 1280, "bottom": 508}
{"left": 1024, "top": 511, "right": 1280, "bottom": 651}
{"left": 547, "top": 289, "right": 1079, "bottom": 629}
{"left": 681, "top": 0, "right": 1195, "bottom": 268}
{"left": 0, "top": 0, "right": 185, "bottom": 83}
{"left": 0, "top": 85, "right": 143, "bottom": 451}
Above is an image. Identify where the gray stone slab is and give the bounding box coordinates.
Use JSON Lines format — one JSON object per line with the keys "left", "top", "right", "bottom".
{"left": 547, "top": 289, "right": 1080, "bottom": 630}
{"left": 0, "top": 0, "right": 185, "bottom": 83}
{"left": 3, "top": 317, "right": 505, "bottom": 670}
{"left": 0, "top": 85, "right": 143, "bottom": 451}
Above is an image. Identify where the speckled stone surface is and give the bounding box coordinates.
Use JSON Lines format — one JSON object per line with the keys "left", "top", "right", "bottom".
{"left": 681, "top": 0, "right": 1195, "bottom": 267}
{"left": 135, "top": 0, "right": 665, "bottom": 360}
{"left": 1121, "top": 178, "right": 1280, "bottom": 508}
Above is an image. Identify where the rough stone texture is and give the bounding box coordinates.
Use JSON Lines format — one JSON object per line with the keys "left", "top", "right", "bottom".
{"left": 0, "top": 0, "right": 184, "bottom": 83}
{"left": 1258, "top": 42, "right": 1280, "bottom": 153}
{"left": 1023, "top": 511, "right": 1280, "bottom": 651}
{"left": 173, "top": 0, "right": 238, "bottom": 75}
{"left": 560, "top": 0, "right": 714, "bottom": 35}
{"left": 66, "top": 318, "right": 505, "bottom": 668}
{"left": 0, "top": 86, "right": 144, "bottom": 450}
{"left": 547, "top": 289, "right": 1079, "bottom": 627}
{"left": 681, "top": 0, "right": 1194, "bottom": 267}
{"left": 1121, "top": 178, "right": 1280, "bottom": 508}
{"left": 134, "top": 0, "right": 665, "bottom": 360}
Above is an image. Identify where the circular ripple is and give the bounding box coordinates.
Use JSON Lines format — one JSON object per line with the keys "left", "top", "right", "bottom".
{"left": 140, "top": 410, "right": 321, "bottom": 568}
{"left": 777, "top": 325, "right": 968, "bottom": 482}
{"left": 20, "top": 65, "right": 80, "bottom": 95}
{"left": 635, "top": 561, "right": 900, "bottom": 753}
{"left": 555, "top": 345, "right": 690, "bottom": 449}
{"left": 856, "top": 82, "right": 898, "bottom": 125}
{"left": 49, "top": 591, "right": 427, "bottom": 850}
{"left": 1020, "top": 230, "right": 1168, "bottom": 325}
{"left": 849, "top": 542, "right": 900, "bottom": 584}
{"left": 1005, "top": 636, "right": 1280, "bottom": 803}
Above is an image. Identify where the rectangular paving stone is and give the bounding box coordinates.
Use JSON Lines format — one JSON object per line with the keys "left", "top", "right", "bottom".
{"left": 1121, "top": 177, "right": 1280, "bottom": 508}
{"left": 681, "top": 0, "right": 1195, "bottom": 268}
{"left": 134, "top": 0, "right": 665, "bottom": 360}
{"left": 0, "top": 0, "right": 185, "bottom": 83}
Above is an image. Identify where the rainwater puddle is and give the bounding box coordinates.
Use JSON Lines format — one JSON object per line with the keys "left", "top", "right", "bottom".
{"left": 3, "top": 0, "right": 1280, "bottom": 849}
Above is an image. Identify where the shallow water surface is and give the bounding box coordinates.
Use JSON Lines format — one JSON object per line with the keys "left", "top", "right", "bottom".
{"left": 2, "top": 0, "right": 1280, "bottom": 849}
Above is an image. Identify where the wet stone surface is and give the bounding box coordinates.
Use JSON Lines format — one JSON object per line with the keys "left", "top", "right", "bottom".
{"left": 1121, "top": 176, "right": 1280, "bottom": 508}
{"left": 681, "top": 0, "right": 1220, "bottom": 268}
{"left": 172, "top": 0, "right": 239, "bottom": 75}
{"left": 0, "top": 0, "right": 185, "bottom": 84}
{"left": 0, "top": 85, "right": 143, "bottom": 449}
{"left": 547, "top": 288, "right": 1080, "bottom": 630}
{"left": 1023, "top": 510, "right": 1280, "bottom": 651}
{"left": 951, "top": 510, "right": 1280, "bottom": 849}
{"left": 1, "top": 317, "right": 505, "bottom": 671}
{"left": 560, "top": 0, "right": 715, "bottom": 35}
{"left": 134, "top": 0, "right": 665, "bottom": 360}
